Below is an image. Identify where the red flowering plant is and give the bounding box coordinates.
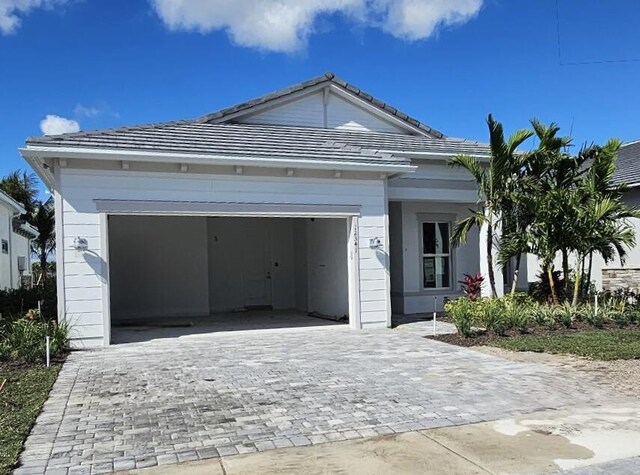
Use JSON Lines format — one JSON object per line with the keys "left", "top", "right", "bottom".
{"left": 459, "top": 273, "right": 484, "bottom": 301}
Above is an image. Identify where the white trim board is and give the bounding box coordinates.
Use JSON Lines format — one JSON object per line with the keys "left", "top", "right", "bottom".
{"left": 94, "top": 200, "right": 361, "bottom": 217}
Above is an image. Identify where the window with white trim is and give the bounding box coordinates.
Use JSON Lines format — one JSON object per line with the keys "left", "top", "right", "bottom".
{"left": 422, "top": 222, "right": 451, "bottom": 289}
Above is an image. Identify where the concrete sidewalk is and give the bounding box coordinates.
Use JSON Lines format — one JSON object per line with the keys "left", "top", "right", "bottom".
{"left": 122, "top": 404, "right": 640, "bottom": 475}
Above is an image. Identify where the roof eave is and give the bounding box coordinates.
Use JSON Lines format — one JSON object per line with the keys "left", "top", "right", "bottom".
{"left": 0, "top": 190, "right": 26, "bottom": 215}
{"left": 20, "top": 145, "right": 416, "bottom": 175}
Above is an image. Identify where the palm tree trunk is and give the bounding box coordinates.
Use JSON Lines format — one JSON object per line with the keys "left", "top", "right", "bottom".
{"left": 579, "top": 257, "right": 586, "bottom": 297}
{"left": 510, "top": 253, "right": 522, "bottom": 296}
{"left": 572, "top": 254, "right": 583, "bottom": 306}
{"left": 486, "top": 222, "right": 498, "bottom": 298}
{"left": 586, "top": 251, "right": 594, "bottom": 295}
{"left": 547, "top": 264, "right": 559, "bottom": 304}
{"left": 39, "top": 248, "right": 47, "bottom": 285}
{"left": 562, "top": 248, "right": 570, "bottom": 297}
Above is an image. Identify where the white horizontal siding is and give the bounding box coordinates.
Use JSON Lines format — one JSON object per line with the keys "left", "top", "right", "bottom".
{"left": 237, "top": 89, "right": 408, "bottom": 134}
{"left": 328, "top": 94, "right": 406, "bottom": 134}
{"left": 241, "top": 92, "right": 325, "bottom": 128}
{"left": 59, "top": 168, "right": 390, "bottom": 344}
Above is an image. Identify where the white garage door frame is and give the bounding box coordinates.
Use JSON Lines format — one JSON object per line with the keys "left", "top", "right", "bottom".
{"left": 97, "top": 200, "right": 362, "bottom": 345}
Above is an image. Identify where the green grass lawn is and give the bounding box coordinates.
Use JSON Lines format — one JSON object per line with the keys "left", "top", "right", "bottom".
{"left": 490, "top": 330, "right": 640, "bottom": 361}
{"left": 0, "top": 364, "right": 60, "bottom": 475}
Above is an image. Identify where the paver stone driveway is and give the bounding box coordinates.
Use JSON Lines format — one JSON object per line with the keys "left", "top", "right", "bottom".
{"left": 17, "top": 325, "right": 623, "bottom": 474}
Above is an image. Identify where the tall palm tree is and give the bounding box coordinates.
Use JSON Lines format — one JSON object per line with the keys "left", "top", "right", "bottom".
{"left": 449, "top": 114, "right": 533, "bottom": 297}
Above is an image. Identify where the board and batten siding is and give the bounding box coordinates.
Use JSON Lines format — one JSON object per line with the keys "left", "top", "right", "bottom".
{"left": 59, "top": 167, "right": 390, "bottom": 347}
{"left": 239, "top": 90, "right": 407, "bottom": 134}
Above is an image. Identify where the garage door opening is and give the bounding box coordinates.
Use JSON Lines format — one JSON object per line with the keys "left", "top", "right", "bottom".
{"left": 107, "top": 215, "right": 350, "bottom": 343}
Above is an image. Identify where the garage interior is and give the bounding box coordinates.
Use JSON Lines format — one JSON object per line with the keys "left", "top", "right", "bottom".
{"left": 107, "top": 215, "right": 350, "bottom": 343}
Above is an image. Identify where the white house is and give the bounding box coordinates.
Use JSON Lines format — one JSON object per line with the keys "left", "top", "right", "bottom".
{"left": 20, "top": 73, "right": 523, "bottom": 348}
{"left": 0, "top": 189, "right": 37, "bottom": 290}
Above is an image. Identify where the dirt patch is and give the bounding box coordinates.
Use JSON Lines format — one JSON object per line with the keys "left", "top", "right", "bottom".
{"left": 474, "top": 346, "right": 640, "bottom": 398}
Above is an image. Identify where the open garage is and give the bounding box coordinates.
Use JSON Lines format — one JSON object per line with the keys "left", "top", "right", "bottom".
{"left": 107, "top": 214, "right": 351, "bottom": 342}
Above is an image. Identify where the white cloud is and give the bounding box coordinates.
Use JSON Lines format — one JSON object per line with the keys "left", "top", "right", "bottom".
{"left": 150, "top": 0, "right": 483, "bottom": 53}
{"left": 39, "top": 114, "right": 80, "bottom": 135}
{"left": 0, "top": 0, "right": 68, "bottom": 34}
{"left": 74, "top": 104, "right": 100, "bottom": 118}
{"left": 373, "top": 0, "right": 483, "bottom": 41}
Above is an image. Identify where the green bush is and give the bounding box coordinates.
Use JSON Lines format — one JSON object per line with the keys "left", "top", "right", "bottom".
{"left": 626, "top": 309, "right": 640, "bottom": 326}
{"left": 557, "top": 302, "right": 575, "bottom": 328}
{"left": 0, "top": 283, "right": 57, "bottom": 322}
{"left": 477, "top": 298, "right": 508, "bottom": 335}
{"left": 610, "top": 311, "right": 629, "bottom": 328}
{"left": 586, "top": 310, "right": 604, "bottom": 328}
{"left": 0, "top": 313, "right": 68, "bottom": 363}
{"left": 444, "top": 298, "right": 475, "bottom": 337}
{"left": 506, "top": 304, "right": 533, "bottom": 334}
{"left": 531, "top": 303, "right": 551, "bottom": 326}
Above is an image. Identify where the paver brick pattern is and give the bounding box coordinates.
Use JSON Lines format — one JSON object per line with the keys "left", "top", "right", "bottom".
{"left": 17, "top": 326, "right": 624, "bottom": 474}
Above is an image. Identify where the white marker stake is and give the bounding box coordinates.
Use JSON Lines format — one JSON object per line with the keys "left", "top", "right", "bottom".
{"left": 45, "top": 336, "right": 50, "bottom": 368}
{"left": 595, "top": 293, "right": 599, "bottom": 316}
{"left": 433, "top": 296, "right": 437, "bottom": 337}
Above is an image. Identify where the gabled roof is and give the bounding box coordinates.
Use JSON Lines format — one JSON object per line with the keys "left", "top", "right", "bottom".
{"left": 25, "top": 122, "right": 490, "bottom": 164}
{"left": 613, "top": 140, "right": 640, "bottom": 187}
{"left": 199, "top": 72, "right": 446, "bottom": 138}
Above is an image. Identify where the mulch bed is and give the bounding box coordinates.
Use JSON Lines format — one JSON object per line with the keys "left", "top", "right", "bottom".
{"left": 426, "top": 321, "right": 640, "bottom": 348}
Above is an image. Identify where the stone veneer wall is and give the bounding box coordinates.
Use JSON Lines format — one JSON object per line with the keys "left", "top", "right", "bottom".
{"left": 602, "top": 268, "right": 640, "bottom": 290}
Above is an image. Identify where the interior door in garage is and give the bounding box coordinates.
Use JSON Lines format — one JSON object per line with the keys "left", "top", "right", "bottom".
{"left": 242, "top": 219, "right": 273, "bottom": 308}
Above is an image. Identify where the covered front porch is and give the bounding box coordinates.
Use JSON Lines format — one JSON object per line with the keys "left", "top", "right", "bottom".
{"left": 388, "top": 160, "right": 529, "bottom": 314}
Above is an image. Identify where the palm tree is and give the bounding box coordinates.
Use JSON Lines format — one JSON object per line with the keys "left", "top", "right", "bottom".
{"left": 0, "top": 170, "right": 38, "bottom": 216}
{"left": 568, "top": 139, "right": 639, "bottom": 304}
{"left": 31, "top": 198, "right": 56, "bottom": 284}
{"left": 449, "top": 114, "right": 532, "bottom": 297}
{"left": 1, "top": 170, "right": 56, "bottom": 284}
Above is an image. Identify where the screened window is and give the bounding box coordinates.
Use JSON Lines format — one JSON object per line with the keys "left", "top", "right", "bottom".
{"left": 422, "top": 222, "right": 451, "bottom": 289}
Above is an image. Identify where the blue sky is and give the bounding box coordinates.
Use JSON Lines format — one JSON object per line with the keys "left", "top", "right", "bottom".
{"left": 1, "top": 0, "right": 639, "bottom": 195}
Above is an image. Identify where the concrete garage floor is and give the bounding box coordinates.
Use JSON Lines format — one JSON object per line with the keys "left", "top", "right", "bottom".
{"left": 16, "top": 326, "right": 640, "bottom": 474}
{"left": 111, "top": 310, "right": 343, "bottom": 344}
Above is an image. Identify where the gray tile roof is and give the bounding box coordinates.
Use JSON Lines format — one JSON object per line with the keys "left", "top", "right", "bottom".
{"left": 613, "top": 141, "right": 640, "bottom": 187}
{"left": 199, "top": 72, "right": 446, "bottom": 138}
{"left": 26, "top": 121, "right": 491, "bottom": 167}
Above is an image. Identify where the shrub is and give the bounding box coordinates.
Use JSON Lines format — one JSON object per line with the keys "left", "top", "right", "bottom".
{"left": 0, "top": 312, "right": 68, "bottom": 363}
{"left": 445, "top": 298, "right": 475, "bottom": 337}
{"left": 477, "top": 298, "right": 508, "bottom": 335}
{"left": 529, "top": 270, "right": 572, "bottom": 303}
{"left": 585, "top": 309, "right": 604, "bottom": 328}
{"left": 557, "top": 302, "right": 575, "bottom": 328}
{"left": 0, "top": 282, "right": 57, "bottom": 323}
{"left": 626, "top": 308, "right": 640, "bottom": 326}
{"left": 610, "top": 311, "right": 629, "bottom": 328}
{"left": 507, "top": 305, "right": 533, "bottom": 334}
{"left": 458, "top": 273, "right": 484, "bottom": 301}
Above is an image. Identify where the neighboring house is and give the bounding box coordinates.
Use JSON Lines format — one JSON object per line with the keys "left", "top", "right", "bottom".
{"left": 0, "top": 189, "right": 38, "bottom": 290}
{"left": 526, "top": 140, "right": 640, "bottom": 291}
{"left": 21, "top": 72, "right": 526, "bottom": 348}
